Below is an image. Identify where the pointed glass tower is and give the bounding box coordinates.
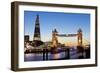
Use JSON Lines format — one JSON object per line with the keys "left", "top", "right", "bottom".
{"left": 33, "top": 14, "right": 41, "bottom": 41}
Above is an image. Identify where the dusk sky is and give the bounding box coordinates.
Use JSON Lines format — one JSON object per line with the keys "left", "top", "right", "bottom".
{"left": 24, "top": 11, "right": 90, "bottom": 46}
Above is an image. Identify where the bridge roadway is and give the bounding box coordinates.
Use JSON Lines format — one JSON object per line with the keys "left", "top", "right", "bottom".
{"left": 57, "top": 34, "right": 77, "bottom": 37}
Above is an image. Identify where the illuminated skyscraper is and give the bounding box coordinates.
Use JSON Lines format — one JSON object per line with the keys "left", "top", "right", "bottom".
{"left": 33, "top": 15, "right": 43, "bottom": 47}
{"left": 33, "top": 14, "right": 41, "bottom": 41}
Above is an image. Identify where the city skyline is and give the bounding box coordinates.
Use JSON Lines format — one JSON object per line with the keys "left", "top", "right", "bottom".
{"left": 24, "top": 11, "right": 90, "bottom": 46}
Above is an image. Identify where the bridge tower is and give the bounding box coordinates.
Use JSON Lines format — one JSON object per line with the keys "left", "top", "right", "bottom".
{"left": 52, "top": 29, "right": 58, "bottom": 48}
{"left": 77, "top": 28, "right": 83, "bottom": 46}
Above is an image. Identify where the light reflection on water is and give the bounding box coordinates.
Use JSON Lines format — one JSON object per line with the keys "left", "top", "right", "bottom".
{"left": 24, "top": 52, "right": 65, "bottom": 61}
{"left": 24, "top": 47, "right": 85, "bottom": 61}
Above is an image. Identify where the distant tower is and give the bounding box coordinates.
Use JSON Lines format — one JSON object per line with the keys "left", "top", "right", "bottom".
{"left": 77, "top": 28, "right": 82, "bottom": 46}
{"left": 33, "top": 14, "right": 41, "bottom": 41}
{"left": 24, "top": 35, "right": 29, "bottom": 42}
{"left": 52, "top": 29, "right": 58, "bottom": 48}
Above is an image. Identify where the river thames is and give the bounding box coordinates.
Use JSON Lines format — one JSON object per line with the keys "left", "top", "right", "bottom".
{"left": 24, "top": 47, "right": 89, "bottom": 61}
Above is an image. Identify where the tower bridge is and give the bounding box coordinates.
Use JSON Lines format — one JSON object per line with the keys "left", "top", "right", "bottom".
{"left": 52, "top": 28, "right": 83, "bottom": 48}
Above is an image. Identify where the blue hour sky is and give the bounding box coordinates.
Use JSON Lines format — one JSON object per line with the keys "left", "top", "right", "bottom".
{"left": 24, "top": 11, "right": 90, "bottom": 45}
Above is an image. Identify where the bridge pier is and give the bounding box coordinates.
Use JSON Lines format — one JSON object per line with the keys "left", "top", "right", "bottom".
{"left": 43, "top": 49, "right": 48, "bottom": 60}
{"left": 43, "top": 49, "right": 45, "bottom": 60}
{"left": 77, "top": 46, "right": 84, "bottom": 59}
{"left": 85, "top": 47, "right": 90, "bottom": 58}
{"left": 45, "top": 49, "right": 48, "bottom": 60}
{"left": 65, "top": 49, "right": 70, "bottom": 59}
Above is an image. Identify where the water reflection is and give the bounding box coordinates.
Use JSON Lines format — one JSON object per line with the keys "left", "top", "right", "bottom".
{"left": 24, "top": 47, "right": 90, "bottom": 61}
